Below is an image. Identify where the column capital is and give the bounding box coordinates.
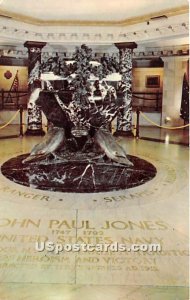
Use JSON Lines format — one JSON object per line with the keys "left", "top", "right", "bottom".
{"left": 115, "top": 42, "right": 137, "bottom": 50}
{"left": 24, "top": 41, "right": 46, "bottom": 50}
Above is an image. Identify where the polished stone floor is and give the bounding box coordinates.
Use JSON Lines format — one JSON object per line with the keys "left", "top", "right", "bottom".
{"left": 139, "top": 126, "right": 189, "bottom": 146}
{"left": 0, "top": 130, "right": 189, "bottom": 299}
{"left": 0, "top": 124, "right": 189, "bottom": 146}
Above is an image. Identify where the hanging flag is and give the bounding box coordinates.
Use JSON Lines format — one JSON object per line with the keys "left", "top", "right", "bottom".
{"left": 180, "top": 73, "right": 189, "bottom": 123}
{"left": 12, "top": 70, "right": 19, "bottom": 91}
{"left": 5, "top": 70, "right": 19, "bottom": 103}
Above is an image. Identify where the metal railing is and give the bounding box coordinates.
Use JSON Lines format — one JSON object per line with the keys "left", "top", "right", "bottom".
{"left": 0, "top": 90, "right": 28, "bottom": 110}
{"left": 0, "top": 106, "right": 24, "bottom": 139}
{"left": 132, "top": 91, "right": 162, "bottom": 112}
{"left": 0, "top": 89, "right": 162, "bottom": 111}
{"left": 134, "top": 108, "right": 189, "bottom": 139}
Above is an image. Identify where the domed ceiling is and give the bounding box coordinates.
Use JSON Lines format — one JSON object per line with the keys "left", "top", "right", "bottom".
{"left": 0, "top": 0, "right": 188, "bottom": 53}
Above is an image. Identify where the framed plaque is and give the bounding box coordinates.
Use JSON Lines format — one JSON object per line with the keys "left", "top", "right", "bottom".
{"left": 146, "top": 75, "right": 160, "bottom": 88}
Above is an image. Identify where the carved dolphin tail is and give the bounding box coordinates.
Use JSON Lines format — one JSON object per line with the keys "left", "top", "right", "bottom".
{"left": 22, "top": 127, "right": 65, "bottom": 163}
{"left": 94, "top": 128, "right": 133, "bottom": 166}
{"left": 27, "top": 88, "right": 42, "bottom": 109}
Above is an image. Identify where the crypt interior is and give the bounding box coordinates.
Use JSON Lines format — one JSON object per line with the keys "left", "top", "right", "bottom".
{"left": 0, "top": 0, "right": 189, "bottom": 299}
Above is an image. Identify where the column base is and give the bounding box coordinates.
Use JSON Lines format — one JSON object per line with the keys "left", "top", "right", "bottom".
{"left": 113, "top": 130, "right": 134, "bottom": 137}
{"left": 25, "top": 128, "right": 46, "bottom": 136}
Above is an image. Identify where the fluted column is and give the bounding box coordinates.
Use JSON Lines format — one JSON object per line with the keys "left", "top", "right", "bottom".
{"left": 161, "top": 56, "right": 189, "bottom": 127}
{"left": 114, "top": 42, "right": 137, "bottom": 136}
{"left": 24, "top": 41, "right": 46, "bottom": 136}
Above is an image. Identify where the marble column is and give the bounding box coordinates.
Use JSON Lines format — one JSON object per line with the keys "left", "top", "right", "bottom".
{"left": 24, "top": 41, "right": 46, "bottom": 136}
{"left": 161, "top": 56, "right": 188, "bottom": 127}
{"left": 114, "top": 42, "right": 137, "bottom": 136}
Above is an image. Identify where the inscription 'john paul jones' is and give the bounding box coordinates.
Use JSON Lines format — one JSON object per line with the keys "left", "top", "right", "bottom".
{"left": 0, "top": 219, "right": 169, "bottom": 230}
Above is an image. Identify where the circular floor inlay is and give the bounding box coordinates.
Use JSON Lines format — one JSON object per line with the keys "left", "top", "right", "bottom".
{"left": 1, "top": 154, "right": 156, "bottom": 193}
